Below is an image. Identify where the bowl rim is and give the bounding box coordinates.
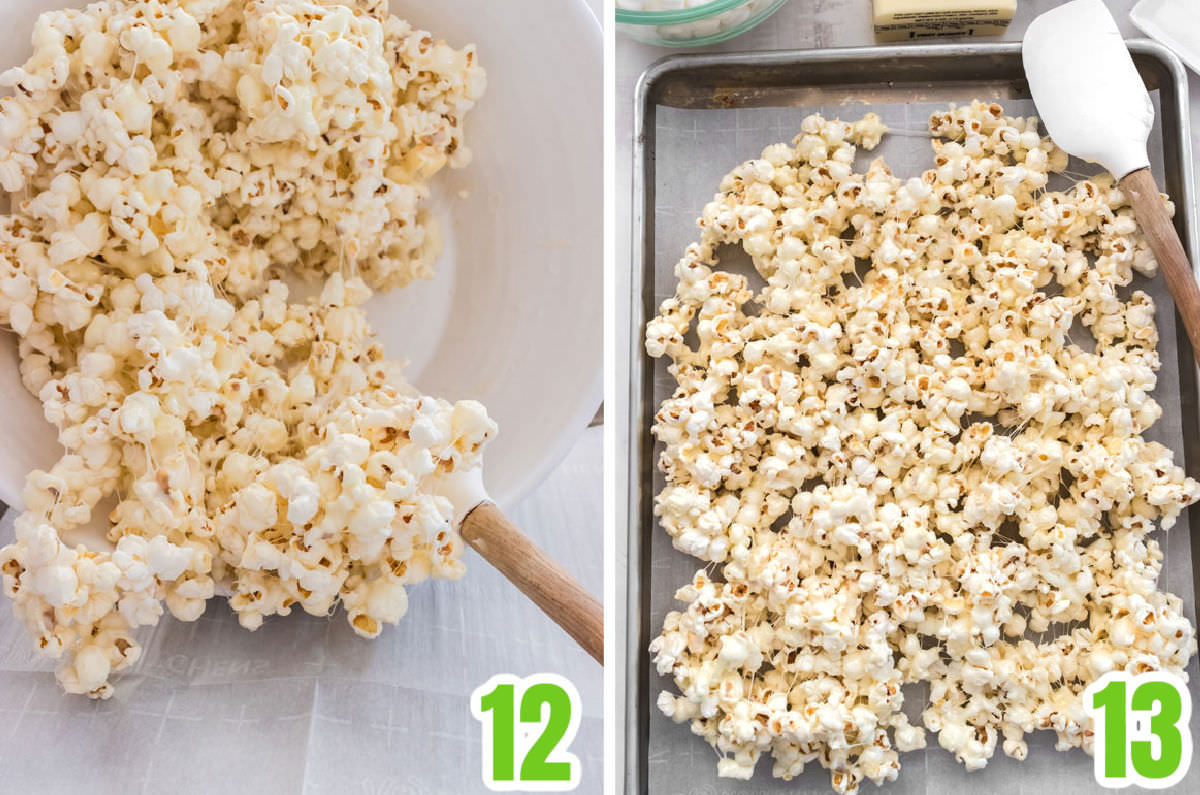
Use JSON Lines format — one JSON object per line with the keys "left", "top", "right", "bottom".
{"left": 615, "top": 0, "right": 748, "bottom": 25}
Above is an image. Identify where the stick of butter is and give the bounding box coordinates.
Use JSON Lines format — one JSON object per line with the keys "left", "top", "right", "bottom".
{"left": 873, "top": 0, "right": 1016, "bottom": 41}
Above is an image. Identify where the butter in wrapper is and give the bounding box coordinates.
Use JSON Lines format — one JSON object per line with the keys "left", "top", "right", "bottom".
{"left": 873, "top": 0, "right": 1016, "bottom": 41}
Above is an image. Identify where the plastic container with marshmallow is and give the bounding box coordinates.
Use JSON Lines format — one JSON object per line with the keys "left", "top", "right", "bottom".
{"left": 616, "top": 0, "right": 791, "bottom": 47}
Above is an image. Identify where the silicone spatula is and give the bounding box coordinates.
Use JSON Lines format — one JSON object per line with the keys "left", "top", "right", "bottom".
{"left": 1023, "top": 0, "right": 1200, "bottom": 364}
{"left": 440, "top": 466, "right": 604, "bottom": 663}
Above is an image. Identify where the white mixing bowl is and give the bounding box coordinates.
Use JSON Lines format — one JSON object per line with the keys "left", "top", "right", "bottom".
{"left": 0, "top": 0, "right": 603, "bottom": 514}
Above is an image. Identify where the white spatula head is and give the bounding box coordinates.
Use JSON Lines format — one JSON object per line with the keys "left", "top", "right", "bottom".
{"left": 1022, "top": 0, "right": 1154, "bottom": 180}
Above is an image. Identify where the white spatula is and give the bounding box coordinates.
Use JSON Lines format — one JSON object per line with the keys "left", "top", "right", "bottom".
{"left": 441, "top": 466, "right": 604, "bottom": 663}
{"left": 1023, "top": 0, "right": 1200, "bottom": 364}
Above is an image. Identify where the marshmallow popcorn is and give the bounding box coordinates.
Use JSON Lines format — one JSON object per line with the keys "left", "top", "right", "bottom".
{"left": 0, "top": 0, "right": 493, "bottom": 697}
{"left": 647, "top": 103, "right": 1199, "bottom": 792}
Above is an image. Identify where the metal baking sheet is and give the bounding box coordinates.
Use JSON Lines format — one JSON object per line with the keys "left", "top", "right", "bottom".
{"left": 626, "top": 41, "right": 1200, "bottom": 794}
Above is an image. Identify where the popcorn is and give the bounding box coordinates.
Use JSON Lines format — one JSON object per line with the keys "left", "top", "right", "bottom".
{"left": 647, "top": 102, "right": 1199, "bottom": 793}
{"left": 0, "top": 0, "right": 494, "bottom": 698}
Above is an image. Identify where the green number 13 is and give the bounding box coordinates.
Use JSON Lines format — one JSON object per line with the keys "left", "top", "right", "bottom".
{"left": 472, "top": 674, "right": 582, "bottom": 791}
{"left": 1087, "top": 672, "right": 1193, "bottom": 789}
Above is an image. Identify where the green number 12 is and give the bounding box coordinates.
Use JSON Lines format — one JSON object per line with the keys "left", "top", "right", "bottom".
{"left": 472, "top": 674, "right": 582, "bottom": 791}
{"left": 1087, "top": 671, "right": 1193, "bottom": 789}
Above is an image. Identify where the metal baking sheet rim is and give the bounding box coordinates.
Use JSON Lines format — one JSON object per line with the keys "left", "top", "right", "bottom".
{"left": 624, "top": 40, "right": 1199, "bottom": 793}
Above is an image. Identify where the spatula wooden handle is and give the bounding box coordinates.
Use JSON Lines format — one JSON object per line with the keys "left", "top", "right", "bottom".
{"left": 461, "top": 502, "right": 603, "bottom": 664}
{"left": 1121, "top": 167, "right": 1200, "bottom": 365}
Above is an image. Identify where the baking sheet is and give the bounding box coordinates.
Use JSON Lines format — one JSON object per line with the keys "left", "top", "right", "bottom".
{"left": 639, "top": 90, "right": 1200, "bottom": 794}
{"left": 0, "top": 427, "right": 604, "bottom": 795}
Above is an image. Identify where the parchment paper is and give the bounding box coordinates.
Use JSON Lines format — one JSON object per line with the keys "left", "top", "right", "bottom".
{"left": 0, "top": 427, "right": 604, "bottom": 795}
{"left": 647, "top": 98, "right": 1200, "bottom": 794}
